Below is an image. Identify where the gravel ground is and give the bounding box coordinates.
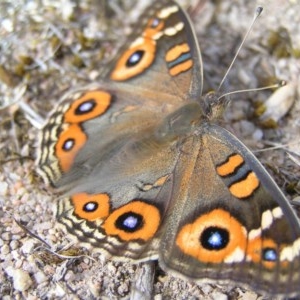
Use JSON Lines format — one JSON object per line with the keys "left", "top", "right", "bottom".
{"left": 1, "top": 0, "right": 300, "bottom": 299}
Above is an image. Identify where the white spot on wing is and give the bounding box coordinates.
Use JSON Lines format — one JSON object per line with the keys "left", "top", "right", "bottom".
{"left": 261, "top": 210, "right": 273, "bottom": 230}
{"left": 272, "top": 206, "right": 283, "bottom": 219}
{"left": 130, "top": 37, "right": 145, "bottom": 47}
{"left": 280, "top": 238, "right": 300, "bottom": 261}
{"left": 153, "top": 31, "right": 164, "bottom": 40}
{"left": 164, "top": 22, "right": 184, "bottom": 36}
{"left": 157, "top": 6, "right": 179, "bottom": 19}
{"left": 224, "top": 247, "right": 245, "bottom": 263}
{"left": 248, "top": 228, "right": 261, "bottom": 240}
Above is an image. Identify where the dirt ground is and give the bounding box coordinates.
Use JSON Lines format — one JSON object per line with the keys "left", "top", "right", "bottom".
{"left": 1, "top": 0, "right": 300, "bottom": 299}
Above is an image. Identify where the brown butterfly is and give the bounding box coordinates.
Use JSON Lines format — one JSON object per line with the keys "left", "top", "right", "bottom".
{"left": 36, "top": 0, "right": 300, "bottom": 297}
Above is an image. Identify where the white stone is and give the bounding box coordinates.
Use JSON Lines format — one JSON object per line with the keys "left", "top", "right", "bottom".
{"left": 6, "top": 267, "right": 33, "bottom": 292}
{"left": 0, "top": 182, "right": 8, "bottom": 196}
{"left": 212, "top": 291, "right": 228, "bottom": 300}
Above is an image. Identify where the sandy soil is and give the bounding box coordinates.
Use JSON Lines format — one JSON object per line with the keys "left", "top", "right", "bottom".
{"left": 1, "top": 0, "right": 299, "bottom": 299}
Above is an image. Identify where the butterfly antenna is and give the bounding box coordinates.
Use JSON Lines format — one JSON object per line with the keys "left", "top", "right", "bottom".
{"left": 218, "top": 80, "right": 286, "bottom": 101}
{"left": 217, "top": 6, "right": 263, "bottom": 93}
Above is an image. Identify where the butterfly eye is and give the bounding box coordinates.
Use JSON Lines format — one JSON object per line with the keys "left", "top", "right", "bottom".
{"left": 201, "top": 226, "right": 230, "bottom": 250}
{"left": 126, "top": 50, "right": 145, "bottom": 67}
{"left": 115, "top": 212, "right": 144, "bottom": 232}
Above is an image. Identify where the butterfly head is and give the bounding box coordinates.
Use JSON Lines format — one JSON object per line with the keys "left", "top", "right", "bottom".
{"left": 201, "top": 91, "right": 230, "bottom": 122}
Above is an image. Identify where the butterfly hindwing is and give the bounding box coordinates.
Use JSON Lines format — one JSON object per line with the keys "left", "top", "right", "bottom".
{"left": 159, "top": 124, "right": 300, "bottom": 295}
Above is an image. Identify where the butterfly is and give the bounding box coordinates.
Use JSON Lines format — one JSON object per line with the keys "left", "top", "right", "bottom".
{"left": 36, "top": 0, "right": 300, "bottom": 297}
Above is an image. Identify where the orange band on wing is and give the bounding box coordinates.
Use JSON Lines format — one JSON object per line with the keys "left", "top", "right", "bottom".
{"left": 169, "top": 60, "right": 192, "bottom": 76}
{"left": 216, "top": 154, "right": 244, "bottom": 177}
{"left": 229, "top": 172, "right": 260, "bottom": 199}
{"left": 165, "top": 43, "right": 193, "bottom": 76}
{"left": 165, "top": 43, "right": 190, "bottom": 62}
{"left": 72, "top": 193, "right": 110, "bottom": 221}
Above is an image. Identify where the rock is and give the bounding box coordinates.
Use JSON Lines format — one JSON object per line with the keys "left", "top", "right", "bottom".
{"left": 5, "top": 267, "right": 33, "bottom": 292}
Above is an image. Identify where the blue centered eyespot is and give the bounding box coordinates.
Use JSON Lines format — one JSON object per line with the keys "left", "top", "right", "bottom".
{"left": 263, "top": 248, "right": 277, "bottom": 262}
{"left": 75, "top": 100, "right": 96, "bottom": 115}
{"left": 201, "top": 226, "right": 229, "bottom": 250}
{"left": 115, "top": 212, "right": 143, "bottom": 232}
{"left": 63, "top": 138, "right": 75, "bottom": 151}
{"left": 150, "top": 18, "right": 160, "bottom": 28}
{"left": 126, "top": 50, "right": 145, "bottom": 67}
{"left": 83, "top": 201, "right": 98, "bottom": 213}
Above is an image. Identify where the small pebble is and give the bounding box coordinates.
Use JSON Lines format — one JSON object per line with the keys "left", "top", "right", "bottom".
{"left": 2, "top": 232, "right": 12, "bottom": 241}
{"left": 64, "top": 270, "right": 75, "bottom": 281}
{"left": 0, "top": 182, "right": 8, "bottom": 196}
{"left": 15, "top": 259, "right": 23, "bottom": 269}
{"left": 211, "top": 291, "right": 228, "bottom": 300}
{"left": 21, "top": 239, "right": 36, "bottom": 254}
{"left": 10, "top": 240, "right": 20, "bottom": 250}
{"left": 1, "top": 244, "right": 10, "bottom": 255}
{"left": 53, "top": 283, "right": 66, "bottom": 297}
{"left": 252, "top": 128, "right": 263, "bottom": 141}
{"left": 34, "top": 271, "right": 48, "bottom": 284}
{"left": 5, "top": 267, "right": 33, "bottom": 292}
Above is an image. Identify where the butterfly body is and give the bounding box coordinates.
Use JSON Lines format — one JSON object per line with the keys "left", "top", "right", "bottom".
{"left": 37, "top": 0, "right": 300, "bottom": 297}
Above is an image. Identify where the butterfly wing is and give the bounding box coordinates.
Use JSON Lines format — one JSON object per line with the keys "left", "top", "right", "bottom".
{"left": 101, "top": 0, "right": 203, "bottom": 104}
{"left": 37, "top": 0, "right": 202, "bottom": 260}
{"left": 159, "top": 123, "right": 300, "bottom": 296}
{"left": 37, "top": 0, "right": 203, "bottom": 189}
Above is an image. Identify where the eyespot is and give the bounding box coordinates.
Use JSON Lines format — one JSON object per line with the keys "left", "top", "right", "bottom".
{"left": 75, "top": 99, "right": 96, "bottom": 115}
{"left": 126, "top": 50, "right": 145, "bottom": 67}
{"left": 83, "top": 201, "right": 98, "bottom": 212}
{"left": 64, "top": 90, "right": 112, "bottom": 123}
{"left": 103, "top": 201, "right": 161, "bottom": 241}
{"left": 149, "top": 18, "right": 160, "bottom": 28}
{"left": 115, "top": 212, "right": 143, "bottom": 232}
{"left": 247, "top": 237, "right": 278, "bottom": 269}
{"left": 263, "top": 248, "right": 277, "bottom": 262}
{"left": 201, "top": 226, "right": 230, "bottom": 251}
{"left": 176, "top": 209, "right": 247, "bottom": 263}
{"left": 62, "top": 138, "right": 75, "bottom": 151}
{"left": 71, "top": 193, "right": 110, "bottom": 221}
{"left": 55, "top": 124, "right": 87, "bottom": 172}
{"left": 110, "top": 40, "right": 156, "bottom": 81}
{"left": 143, "top": 18, "right": 164, "bottom": 39}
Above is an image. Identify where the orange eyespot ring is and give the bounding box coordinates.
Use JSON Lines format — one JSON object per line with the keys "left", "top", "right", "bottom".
{"left": 110, "top": 40, "right": 156, "bottom": 81}
{"left": 103, "top": 201, "right": 161, "bottom": 241}
{"left": 176, "top": 209, "right": 247, "bottom": 263}
{"left": 64, "top": 91, "right": 112, "bottom": 123}
{"left": 247, "top": 237, "right": 279, "bottom": 269}
{"left": 55, "top": 124, "right": 87, "bottom": 172}
{"left": 71, "top": 193, "right": 110, "bottom": 221}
